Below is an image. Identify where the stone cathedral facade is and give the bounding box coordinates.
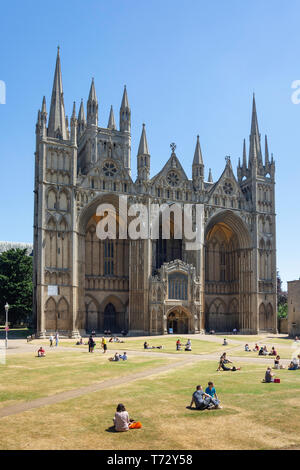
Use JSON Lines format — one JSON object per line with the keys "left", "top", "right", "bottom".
{"left": 33, "top": 49, "right": 277, "bottom": 337}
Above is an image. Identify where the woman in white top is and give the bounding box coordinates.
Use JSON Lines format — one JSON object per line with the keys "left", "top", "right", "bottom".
{"left": 113, "top": 404, "right": 131, "bottom": 432}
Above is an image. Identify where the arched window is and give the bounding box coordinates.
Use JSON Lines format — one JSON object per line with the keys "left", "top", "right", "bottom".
{"left": 168, "top": 273, "right": 188, "bottom": 300}
{"left": 104, "top": 240, "right": 114, "bottom": 275}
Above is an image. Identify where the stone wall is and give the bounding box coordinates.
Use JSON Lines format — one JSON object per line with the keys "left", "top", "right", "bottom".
{"left": 288, "top": 280, "right": 300, "bottom": 337}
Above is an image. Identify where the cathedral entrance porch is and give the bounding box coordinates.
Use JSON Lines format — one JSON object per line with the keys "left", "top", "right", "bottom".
{"left": 167, "top": 308, "right": 191, "bottom": 334}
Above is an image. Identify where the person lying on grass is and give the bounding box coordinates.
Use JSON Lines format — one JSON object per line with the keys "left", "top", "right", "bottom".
{"left": 119, "top": 352, "right": 127, "bottom": 361}
{"left": 262, "top": 367, "right": 275, "bottom": 382}
{"left": 37, "top": 347, "right": 45, "bottom": 357}
{"left": 190, "top": 385, "right": 221, "bottom": 410}
{"left": 205, "top": 382, "right": 222, "bottom": 409}
{"left": 109, "top": 352, "right": 120, "bottom": 362}
{"left": 113, "top": 404, "right": 142, "bottom": 431}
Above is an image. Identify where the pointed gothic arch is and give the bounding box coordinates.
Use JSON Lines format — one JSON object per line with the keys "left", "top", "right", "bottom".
{"left": 205, "top": 210, "right": 251, "bottom": 332}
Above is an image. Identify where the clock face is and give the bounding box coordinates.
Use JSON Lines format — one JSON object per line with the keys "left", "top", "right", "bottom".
{"left": 103, "top": 161, "right": 117, "bottom": 177}
{"left": 167, "top": 171, "right": 179, "bottom": 187}
{"left": 223, "top": 181, "right": 233, "bottom": 195}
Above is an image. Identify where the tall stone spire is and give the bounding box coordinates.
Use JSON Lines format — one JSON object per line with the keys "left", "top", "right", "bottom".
{"left": 193, "top": 135, "right": 203, "bottom": 165}
{"left": 265, "top": 134, "right": 269, "bottom": 165}
{"left": 87, "top": 78, "right": 98, "bottom": 126}
{"left": 120, "top": 85, "right": 131, "bottom": 132}
{"left": 249, "top": 94, "right": 262, "bottom": 166}
{"left": 40, "top": 96, "right": 47, "bottom": 137}
{"left": 192, "top": 135, "right": 204, "bottom": 190}
{"left": 107, "top": 105, "right": 116, "bottom": 130}
{"left": 138, "top": 123, "right": 149, "bottom": 155}
{"left": 242, "top": 138, "right": 247, "bottom": 169}
{"left": 208, "top": 168, "right": 213, "bottom": 183}
{"left": 48, "top": 47, "right": 67, "bottom": 140}
{"left": 137, "top": 124, "right": 150, "bottom": 182}
{"left": 71, "top": 102, "right": 77, "bottom": 144}
{"left": 77, "top": 99, "right": 86, "bottom": 138}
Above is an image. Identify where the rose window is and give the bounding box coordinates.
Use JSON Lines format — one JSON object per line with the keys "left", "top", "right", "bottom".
{"left": 103, "top": 162, "right": 117, "bottom": 177}
{"left": 167, "top": 171, "right": 179, "bottom": 187}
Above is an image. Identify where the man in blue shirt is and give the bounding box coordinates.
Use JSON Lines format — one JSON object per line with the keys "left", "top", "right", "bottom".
{"left": 205, "top": 381, "right": 222, "bottom": 409}
{"left": 190, "top": 385, "right": 216, "bottom": 410}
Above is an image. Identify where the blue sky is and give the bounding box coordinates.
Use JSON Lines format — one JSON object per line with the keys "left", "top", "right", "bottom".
{"left": 0, "top": 0, "right": 299, "bottom": 288}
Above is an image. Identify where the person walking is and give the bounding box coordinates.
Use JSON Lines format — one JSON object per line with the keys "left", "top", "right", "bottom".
{"left": 88, "top": 335, "right": 95, "bottom": 353}
{"left": 55, "top": 332, "right": 59, "bottom": 347}
{"left": 49, "top": 334, "right": 54, "bottom": 347}
{"left": 102, "top": 336, "right": 107, "bottom": 354}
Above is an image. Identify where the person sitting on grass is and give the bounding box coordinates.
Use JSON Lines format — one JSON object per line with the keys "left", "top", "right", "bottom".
{"left": 223, "top": 338, "right": 228, "bottom": 346}
{"left": 273, "top": 355, "right": 284, "bottom": 369}
{"left": 190, "top": 385, "right": 218, "bottom": 410}
{"left": 205, "top": 382, "right": 222, "bottom": 409}
{"left": 245, "top": 344, "right": 251, "bottom": 352}
{"left": 288, "top": 359, "right": 299, "bottom": 370}
{"left": 263, "top": 345, "right": 268, "bottom": 355}
{"left": 109, "top": 336, "right": 114, "bottom": 343}
{"left": 109, "top": 352, "right": 120, "bottom": 362}
{"left": 262, "top": 367, "right": 275, "bottom": 382}
{"left": 37, "top": 346, "right": 46, "bottom": 357}
{"left": 221, "top": 352, "right": 232, "bottom": 364}
{"left": 253, "top": 343, "right": 259, "bottom": 352}
{"left": 119, "top": 352, "right": 127, "bottom": 361}
{"left": 258, "top": 346, "right": 268, "bottom": 356}
{"left": 269, "top": 346, "right": 277, "bottom": 356}
{"left": 113, "top": 404, "right": 141, "bottom": 431}
{"left": 217, "top": 355, "right": 240, "bottom": 371}
{"left": 176, "top": 339, "right": 182, "bottom": 351}
{"left": 185, "top": 339, "right": 192, "bottom": 351}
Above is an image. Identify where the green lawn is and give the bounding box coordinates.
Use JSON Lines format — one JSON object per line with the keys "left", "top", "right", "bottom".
{"left": 0, "top": 359, "right": 299, "bottom": 450}
{"left": 0, "top": 350, "right": 173, "bottom": 409}
{"left": 36, "top": 336, "right": 231, "bottom": 356}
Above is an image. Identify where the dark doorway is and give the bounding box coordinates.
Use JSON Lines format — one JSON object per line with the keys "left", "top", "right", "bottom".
{"left": 104, "top": 303, "right": 117, "bottom": 332}
{"left": 167, "top": 310, "right": 189, "bottom": 334}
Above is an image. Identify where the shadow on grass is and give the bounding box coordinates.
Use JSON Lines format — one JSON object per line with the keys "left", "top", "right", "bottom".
{"left": 185, "top": 405, "right": 237, "bottom": 417}
{"left": 105, "top": 426, "right": 118, "bottom": 433}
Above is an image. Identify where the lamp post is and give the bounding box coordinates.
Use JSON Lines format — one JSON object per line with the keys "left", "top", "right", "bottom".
{"left": 4, "top": 303, "right": 9, "bottom": 349}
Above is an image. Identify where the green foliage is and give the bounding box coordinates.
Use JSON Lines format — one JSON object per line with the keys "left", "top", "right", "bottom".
{"left": 278, "top": 303, "right": 288, "bottom": 319}
{"left": 0, "top": 249, "right": 33, "bottom": 326}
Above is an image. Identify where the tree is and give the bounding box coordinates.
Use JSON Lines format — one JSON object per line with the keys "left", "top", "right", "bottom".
{"left": 0, "top": 249, "right": 33, "bottom": 326}
{"left": 277, "top": 270, "right": 288, "bottom": 318}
